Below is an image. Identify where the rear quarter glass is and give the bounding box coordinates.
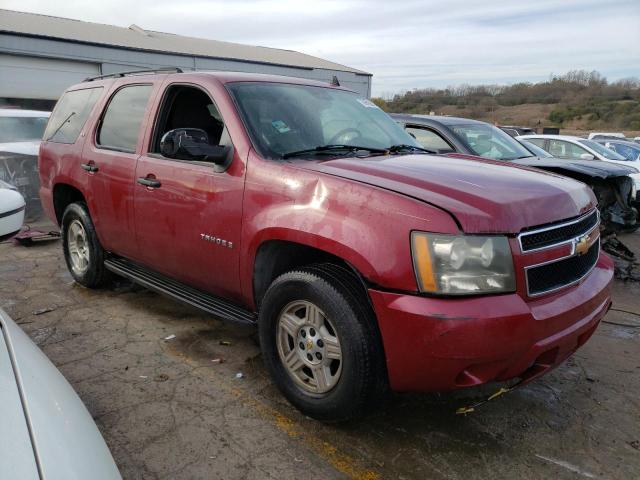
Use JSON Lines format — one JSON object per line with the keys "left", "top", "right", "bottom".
{"left": 43, "top": 87, "right": 103, "bottom": 144}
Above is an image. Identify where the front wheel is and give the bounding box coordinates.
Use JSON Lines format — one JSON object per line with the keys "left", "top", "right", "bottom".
{"left": 61, "top": 202, "right": 110, "bottom": 288}
{"left": 258, "top": 264, "right": 387, "bottom": 422}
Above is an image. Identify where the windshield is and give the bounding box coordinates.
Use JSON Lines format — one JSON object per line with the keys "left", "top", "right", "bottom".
{"left": 227, "top": 82, "right": 420, "bottom": 159}
{"left": 520, "top": 140, "right": 553, "bottom": 158}
{"left": 578, "top": 139, "right": 627, "bottom": 161}
{"left": 449, "top": 123, "right": 533, "bottom": 161}
{"left": 609, "top": 142, "right": 640, "bottom": 161}
{"left": 0, "top": 116, "right": 49, "bottom": 143}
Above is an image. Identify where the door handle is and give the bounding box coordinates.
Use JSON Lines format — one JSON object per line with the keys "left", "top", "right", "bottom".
{"left": 80, "top": 163, "right": 99, "bottom": 173}
{"left": 137, "top": 177, "right": 161, "bottom": 188}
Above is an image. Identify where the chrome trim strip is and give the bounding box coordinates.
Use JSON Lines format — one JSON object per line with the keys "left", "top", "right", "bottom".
{"left": 525, "top": 237, "right": 600, "bottom": 297}
{"left": 518, "top": 209, "right": 599, "bottom": 253}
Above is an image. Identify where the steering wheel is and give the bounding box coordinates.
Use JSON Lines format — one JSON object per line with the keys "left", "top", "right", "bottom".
{"left": 329, "top": 128, "right": 362, "bottom": 145}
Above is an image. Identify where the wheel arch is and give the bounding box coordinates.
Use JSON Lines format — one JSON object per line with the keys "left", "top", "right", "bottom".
{"left": 251, "top": 237, "right": 372, "bottom": 310}
{"left": 52, "top": 183, "right": 87, "bottom": 225}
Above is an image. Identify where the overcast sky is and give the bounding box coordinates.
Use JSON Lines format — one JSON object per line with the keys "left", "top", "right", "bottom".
{"left": 3, "top": 0, "right": 639, "bottom": 96}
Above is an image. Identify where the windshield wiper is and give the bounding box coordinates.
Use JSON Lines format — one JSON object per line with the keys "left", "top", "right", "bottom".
{"left": 387, "top": 144, "right": 437, "bottom": 154}
{"left": 282, "top": 144, "right": 388, "bottom": 159}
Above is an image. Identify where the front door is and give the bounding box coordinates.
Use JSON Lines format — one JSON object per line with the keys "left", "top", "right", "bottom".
{"left": 133, "top": 83, "right": 245, "bottom": 301}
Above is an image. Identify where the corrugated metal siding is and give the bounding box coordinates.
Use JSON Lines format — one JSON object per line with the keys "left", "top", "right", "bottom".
{"left": 0, "top": 52, "right": 99, "bottom": 99}
{"left": 0, "top": 9, "right": 369, "bottom": 74}
{"left": 0, "top": 33, "right": 371, "bottom": 98}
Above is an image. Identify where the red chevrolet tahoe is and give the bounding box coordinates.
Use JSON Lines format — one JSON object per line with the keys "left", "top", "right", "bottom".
{"left": 39, "top": 70, "right": 613, "bottom": 421}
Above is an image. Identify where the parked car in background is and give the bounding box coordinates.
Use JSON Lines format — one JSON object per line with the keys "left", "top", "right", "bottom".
{"left": 0, "top": 308, "right": 121, "bottom": 479}
{"left": 0, "top": 179, "right": 25, "bottom": 241}
{"left": 499, "top": 125, "right": 536, "bottom": 137}
{"left": 522, "top": 134, "right": 640, "bottom": 185}
{"left": 595, "top": 139, "right": 640, "bottom": 162}
{"left": 588, "top": 132, "right": 626, "bottom": 140}
{"left": 0, "top": 109, "right": 50, "bottom": 221}
{"left": 39, "top": 70, "right": 613, "bottom": 421}
{"left": 391, "top": 114, "right": 638, "bottom": 232}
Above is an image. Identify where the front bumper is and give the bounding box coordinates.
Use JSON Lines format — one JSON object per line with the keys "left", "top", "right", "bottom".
{"left": 370, "top": 253, "right": 613, "bottom": 393}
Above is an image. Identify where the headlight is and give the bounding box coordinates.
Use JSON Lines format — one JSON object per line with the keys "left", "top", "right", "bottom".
{"left": 411, "top": 232, "right": 516, "bottom": 295}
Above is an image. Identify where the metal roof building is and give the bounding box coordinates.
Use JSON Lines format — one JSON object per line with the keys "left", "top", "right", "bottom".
{"left": 0, "top": 9, "right": 372, "bottom": 108}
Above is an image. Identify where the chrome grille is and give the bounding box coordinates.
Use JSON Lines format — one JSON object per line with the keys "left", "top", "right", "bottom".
{"left": 519, "top": 210, "right": 599, "bottom": 252}
{"left": 526, "top": 239, "right": 600, "bottom": 296}
{"left": 519, "top": 209, "right": 600, "bottom": 296}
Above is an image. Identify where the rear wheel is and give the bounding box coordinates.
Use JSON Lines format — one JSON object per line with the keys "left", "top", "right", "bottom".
{"left": 258, "top": 264, "right": 387, "bottom": 422}
{"left": 61, "top": 202, "right": 110, "bottom": 288}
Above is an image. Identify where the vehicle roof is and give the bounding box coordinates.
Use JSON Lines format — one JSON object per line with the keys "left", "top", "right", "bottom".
{"left": 71, "top": 70, "right": 354, "bottom": 92}
{"left": 524, "top": 134, "right": 589, "bottom": 142}
{"left": 390, "top": 114, "right": 488, "bottom": 126}
{"left": 0, "top": 109, "right": 51, "bottom": 117}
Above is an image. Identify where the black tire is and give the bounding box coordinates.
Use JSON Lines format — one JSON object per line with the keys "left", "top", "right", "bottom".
{"left": 61, "top": 202, "right": 110, "bottom": 288}
{"left": 258, "top": 263, "right": 388, "bottom": 422}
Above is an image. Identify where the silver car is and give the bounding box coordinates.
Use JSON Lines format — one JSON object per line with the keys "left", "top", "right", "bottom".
{"left": 0, "top": 308, "right": 121, "bottom": 479}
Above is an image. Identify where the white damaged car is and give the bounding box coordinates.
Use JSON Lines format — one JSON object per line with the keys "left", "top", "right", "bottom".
{"left": 0, "top": 308, "right": 121, "bottom": 479}
{"left": 0, "top": 179, "right": 25, "bottom": 241}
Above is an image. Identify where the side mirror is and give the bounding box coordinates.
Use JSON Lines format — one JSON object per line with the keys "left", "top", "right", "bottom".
{"left": 160, "top": 128, "right": 232, "bottom": 168}
{"left": 579, "top": 153, "right": 595, "bottom": 160}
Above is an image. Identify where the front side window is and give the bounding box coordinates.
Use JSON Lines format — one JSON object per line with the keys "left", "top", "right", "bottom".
{"left": 227, "top": 82, "right": 419, "bottom": 159}
{"left": 406, "top": 127, "right": 454, "bottom": 152}
{"left": 548, "top": 139, "right": 589, "bottom": 158}
{"left": 43, "top": 87, "right": 103, "bottom": 144}
{"left": 449, "top": 123, "right": 532, "bottom": 161}
{"left": 150, "top": 85, "right": 228, "bottom": 159}
{"left": 578, "top": 139, "right": 626, "bottom": 161}
{"left": 97, "top": 84, "right": 153, "bottom": 152}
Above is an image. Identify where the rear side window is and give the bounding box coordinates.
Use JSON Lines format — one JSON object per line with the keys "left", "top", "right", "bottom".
{"left": 97, "top": 84, "right": 153, "bottom": 153}
{"left": 43, "top": 87, "right": 103, "bottom": 144}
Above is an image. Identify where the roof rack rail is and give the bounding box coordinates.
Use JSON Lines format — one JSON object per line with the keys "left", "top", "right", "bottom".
{"left": 84, "top": 67, "right": 183, "bottom": 82}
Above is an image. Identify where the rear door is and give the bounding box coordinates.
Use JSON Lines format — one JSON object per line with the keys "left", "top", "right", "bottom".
{"left": 82, "top": 82, "right": 157, "bottom": 259}
{"left": 132, "top": 82, "right": 245, "bottom": 301}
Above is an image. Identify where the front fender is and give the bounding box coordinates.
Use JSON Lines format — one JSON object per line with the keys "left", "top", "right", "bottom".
{"left": 239, "top": 154, "right": 460, "bottom": 307}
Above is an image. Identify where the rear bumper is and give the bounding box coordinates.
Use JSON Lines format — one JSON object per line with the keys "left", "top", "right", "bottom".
{"left": 370, "top": 253, "right": 613, "bottom": 393}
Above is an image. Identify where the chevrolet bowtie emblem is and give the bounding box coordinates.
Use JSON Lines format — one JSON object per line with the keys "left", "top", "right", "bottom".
{"left": 306, "top": 340, "right": 313, "bottom": 350}
{"left": 574, "top": 234, "right": 592, "bottom": 256}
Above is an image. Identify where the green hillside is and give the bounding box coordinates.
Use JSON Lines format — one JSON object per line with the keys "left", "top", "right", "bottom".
{"left": 374, "top": 71, "right": 640, "bottom": 131}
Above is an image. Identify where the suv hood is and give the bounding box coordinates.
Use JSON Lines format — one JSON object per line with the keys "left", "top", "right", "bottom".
{"left": 513, "top": 156, "right": 638, "bottom": 178}
{"left": 294, "top": 154, "right": 595, "bottom": 234}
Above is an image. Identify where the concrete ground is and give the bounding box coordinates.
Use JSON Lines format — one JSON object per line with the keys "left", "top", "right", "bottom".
{"left": 1, "top": 227, "right": 639, "bottom": 480}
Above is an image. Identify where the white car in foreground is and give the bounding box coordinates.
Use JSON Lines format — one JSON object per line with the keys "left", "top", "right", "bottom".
{"left": 0, "top": 179, "right": 25, "bottom": 241}
{"left": 519, "top": 134, "right": 640, "bottom": 191}
{"left": 0, "top": 308, "right": 121, "bottom": 479}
